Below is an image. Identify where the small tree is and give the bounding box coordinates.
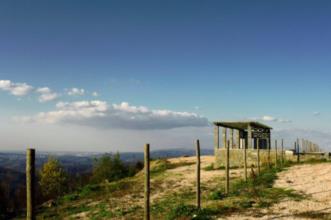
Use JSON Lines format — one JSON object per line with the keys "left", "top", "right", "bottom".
{"left": 39, "top": 157, "right": 68, "bottom": 199}
{"left": 91, "top": 153, "right": 128, "bottom": 183}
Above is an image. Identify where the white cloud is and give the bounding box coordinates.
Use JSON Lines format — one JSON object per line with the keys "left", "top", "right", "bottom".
{"left": 253, "top": 115, "right": 292, "bottom": 123}
{"left": 313, "top": 111, "right": 321, "bottom": 116}
{"left": 92, "top": 91, "right": 99, "bottom": 97}
{"left": 16, "top": 100, "right": 210, "bottom": 130}
{"left": 277, "top": 119, "right": 292, "bottom": 123}
{"left": 0, "top": 80, "right": 33, "bottom": 96}
{"left": 68, "top": 88, "right": 85, "bottom": 96}
{"left": 261, "top": 115, "right": 277, "bottom": 122}
{"left": 36, "top": 87, "right": 59, "bottom": 102}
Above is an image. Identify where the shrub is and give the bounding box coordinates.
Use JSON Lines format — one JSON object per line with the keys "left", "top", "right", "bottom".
{"left": 91, "top": 153, "right": 129, "bottom": 183}
{"left": 39, "top": 157, "right": 68, "bottom": 199}
{"left": 209, "top": 190, "right": 226, "bottom": 200}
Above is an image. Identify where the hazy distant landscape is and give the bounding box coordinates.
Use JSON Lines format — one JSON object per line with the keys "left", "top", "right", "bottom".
{"left": 0, "top": 148, "right": 214, "bottom": 172}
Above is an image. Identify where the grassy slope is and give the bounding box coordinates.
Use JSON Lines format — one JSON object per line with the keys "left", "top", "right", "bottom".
{"left": 21, "top": 157, "right": 313, "bottom": 220}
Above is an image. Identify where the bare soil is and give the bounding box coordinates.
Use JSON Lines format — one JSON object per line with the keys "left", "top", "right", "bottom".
{"left": 226, "top": 163, "right": 331, "bottom": 220}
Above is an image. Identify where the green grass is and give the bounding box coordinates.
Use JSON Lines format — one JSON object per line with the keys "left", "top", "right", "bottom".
{"left": 165, "top": 204, "right": 219, "bottom": 220}
{"left": 228, "top": 167, "right": 305, "bottom": 207}
{"left": 203, "top": 163, "right": 241, "bottom": 171}
{"left": 150, "top": 166, "right": 305, "bottom": 219}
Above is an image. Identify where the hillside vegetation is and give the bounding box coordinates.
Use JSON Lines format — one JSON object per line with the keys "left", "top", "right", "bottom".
{"left": 17, "top": 156, "right": 330, "bottom": 220}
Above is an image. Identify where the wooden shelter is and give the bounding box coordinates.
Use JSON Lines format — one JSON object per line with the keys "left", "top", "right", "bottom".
{"left": 213, "top": 121, "right": 272, "bottom": 150}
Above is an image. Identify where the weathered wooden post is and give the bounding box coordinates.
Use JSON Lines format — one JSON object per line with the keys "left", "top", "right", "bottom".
{"left": 267, "top": 138, "right": 271, "bottom": 168}
{"left": 222, "top": 128, "right": 227, "bottom": 148}
{"left": 247, "top": 125, "right": 252, "bottom": 149}
{"left": 26, "top": 148, "right": 35, "bottom": 220}
{"left": 281, "top": 139, "right": 284, "bottom": 167}
{"left": 236, "top": 130, "right": 241, "bottom": 149}
{"left": 242, "top": 139, "right": 248, "bottom": 181}
{"left": 230, "top": 129, "right": 234, "bottom": 149}
{"left": 225, "top": 140, "right": 230, "bottom": 195}
{"left": 144, "top": 144, "right": 150, "bottom": 220}
{"left": 214, "top": 125, "right": 219, "bottom": 153}
{"left": 297, "top": 139, "right": 300, "bottom": 163}
{"left": 294, "top": 141, "right": 297, "bottom": 161}
{"left": 196, "top": 140, "right": 201, "bottom": 210}
{"left": 275, "top": 140, "right": 278, "bottom": 167}
{"left": 257, "top": 138, "right": 261, "bottom": 175}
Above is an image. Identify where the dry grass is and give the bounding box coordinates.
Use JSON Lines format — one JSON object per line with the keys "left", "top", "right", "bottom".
{"left": 30, "top": 156, "right": 331, "bottom": 220}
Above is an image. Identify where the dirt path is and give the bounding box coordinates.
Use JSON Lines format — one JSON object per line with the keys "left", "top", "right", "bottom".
{"left": 227, "top": 163, "right": 331, "bottom": 220}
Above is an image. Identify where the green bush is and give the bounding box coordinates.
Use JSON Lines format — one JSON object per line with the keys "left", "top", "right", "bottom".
{"left": 209, "top": 190, "right": 226, "bottom": 200}
{"left": 91, "top": 153, "right": 129, "bottom": 183}
{"left": 203, "top": 163, "right": 214, "bottom": 171}
{"left": 39, "top": 157, "right": 68, "bottom": 199}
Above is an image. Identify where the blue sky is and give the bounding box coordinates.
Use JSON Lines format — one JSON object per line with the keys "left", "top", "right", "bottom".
{"left": 0, "top": 0, "right": 331, "bottom": 151}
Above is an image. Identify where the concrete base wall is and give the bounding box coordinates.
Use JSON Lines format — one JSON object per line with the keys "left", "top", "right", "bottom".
{"left": 215, "top": 148, "right": 327, "bottom": 168}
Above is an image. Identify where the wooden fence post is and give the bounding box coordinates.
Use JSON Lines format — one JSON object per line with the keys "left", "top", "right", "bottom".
{"left": 225, "top": 140, "right": 230, "bottom": 195}
{"left": 294, "top": 141, "right": 297, "bottom": 162}
{"left": 275, "top": 140, "right": 278, "bottom": 167}
{"left": 257, "top": 138, "right": 261, "bottom": 175}
{"left": 267, "top": 138, "right": 271, "bottom": 168}
{"left": 242, "top": 139, "right": 247, "bottom": 181}
{"left": 144, "top": 144, "right": 150, "bottom": 220}
{"left": 26, "top": 148, "right": 35, "bottom": 220}
{"left": 281, "top": 139, "right": 284, "bottom": 167}
{"left": 297, "top": 139, "right": 300, "bottom": 163}
{"left": 196, "top": 140, "right": 201, "bottom": 210}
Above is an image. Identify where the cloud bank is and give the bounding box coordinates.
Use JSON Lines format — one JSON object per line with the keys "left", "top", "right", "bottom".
{"left": 0, "top": 80, "right": 33, "bottom": 96}
{"left": 16, "top": 100, "right": 210, "bottom": 130}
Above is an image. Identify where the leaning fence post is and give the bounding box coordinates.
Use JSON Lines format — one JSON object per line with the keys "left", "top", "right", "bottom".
{"left": 242, "top": 139, "right": 247, "bottom": 181}
{"left": 257, "top": 138, "right": 261, "bottom": 175}
{"left": 26, "top": 148, "right": 35, "bottom": 220}
{"left": 144, "top": 144, "right": 150, "bottom": 220}
{"left": 196, "top": 140, "right": 201, "bottom": 209}
{"left": 225, "top": 140, "right": 230, "bottom": 195}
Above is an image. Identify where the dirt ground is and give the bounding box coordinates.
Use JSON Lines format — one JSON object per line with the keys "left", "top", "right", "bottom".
{"left": 226, "top": 163, "right": 331, "bottom": 220}
{"left": 151, "top": 156, "right": 242, "bottom": 201}
{"left": 67, "top": 157, "right": 331, "bottom": 219}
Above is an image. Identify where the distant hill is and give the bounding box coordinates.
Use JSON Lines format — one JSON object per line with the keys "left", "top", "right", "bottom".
{"left": 0, "top": 148, "right": 214, "bottom": 173}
